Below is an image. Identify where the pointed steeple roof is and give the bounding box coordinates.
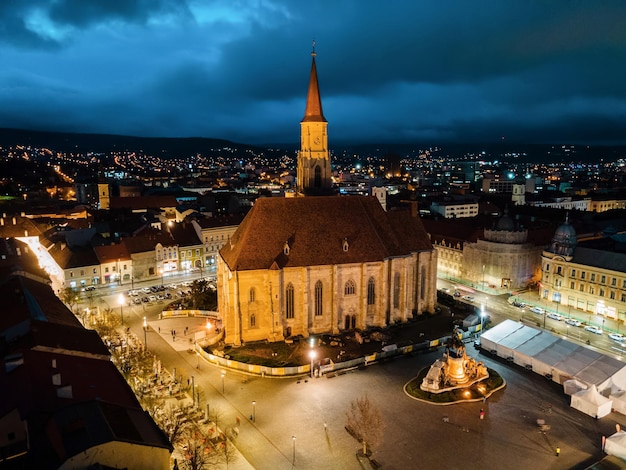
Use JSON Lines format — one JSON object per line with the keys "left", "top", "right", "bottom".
{"left": 302, "top": 41, "right": 326, "bottom": 123}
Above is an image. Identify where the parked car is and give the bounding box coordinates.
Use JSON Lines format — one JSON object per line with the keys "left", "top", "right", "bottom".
{"left": 462, "top": 295, "right": 475, "bottom": 302}
{"left": 546, "top": 312, "right": 563, "bottom": 321}
{"left": 148, "top": 295, "right": 158, "bottom": 302}
{"left": 83, "top": 285, "right": 96, "bottom": 291}
{"left": 453, "top": 291, "right": 461, "bottom": 297}
{"left": 141, "top": 296, "right": 150, "bottom": 303}
{"left": 608, "top": 333, "right": 626, "bottom": 343}
{"left": 132, "top": 297, "right": 142, "bottom": 305}
{"left": 512, "top": 300, "right": 527, "bottom": 308}
{"left": 584, "top": 325, "right": 603, "bottom": 335}
{"left": 564, "top": 318, "right": 582, "bottom": 327}
{"left": 529, "top": 307, "right": 545, "bottom": 315}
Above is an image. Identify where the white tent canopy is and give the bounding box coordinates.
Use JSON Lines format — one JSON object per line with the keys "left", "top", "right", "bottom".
{"left": 604, "top": 430, "right": 626, "bottom": 460}
{"left": 571, "top": 385, "right": 612, "bottom": 418}
{"left": 481, "top": 320, "right": 626, "bottom": 416}
{"left": 610, "top": 391, "right": 626, "bottom": 416}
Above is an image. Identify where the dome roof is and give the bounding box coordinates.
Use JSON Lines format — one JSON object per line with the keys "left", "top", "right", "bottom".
{"left": 554, "top": 221, "right": 577, "bottom": 242}
{"left": 495, "top": 214, "right": 515, "bottom": 231}
{"left": 548, "top": 215, "right": 577, "bottom": 257}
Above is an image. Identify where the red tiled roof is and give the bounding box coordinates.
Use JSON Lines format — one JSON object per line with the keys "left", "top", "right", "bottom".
{"left": 168, "top": 222, "right": 202, "bottom": 247}
{"left": 121, "top": 229, "right": 174, "bottom": 254}
{"left": 93, "top": 243, "right": 131, "bottom": 263}
{"left": 220, "top": 196, "right": 433, "bottom": 271}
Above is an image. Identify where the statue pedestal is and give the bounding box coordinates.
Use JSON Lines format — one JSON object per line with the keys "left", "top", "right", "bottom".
{"left": 447, "top": 355, "right": 469, "bottom": 385}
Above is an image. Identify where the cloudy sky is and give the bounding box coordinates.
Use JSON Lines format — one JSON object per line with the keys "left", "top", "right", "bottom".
{"left": 1, "top": 1, "right": 626, "bottom": 146}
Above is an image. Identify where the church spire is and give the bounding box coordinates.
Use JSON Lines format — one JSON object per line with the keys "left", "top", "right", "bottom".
{"left": 302, "top": 40, "right": 326, "bottom": 123}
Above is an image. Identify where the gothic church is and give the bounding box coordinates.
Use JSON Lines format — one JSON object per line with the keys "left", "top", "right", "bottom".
{"left": 217, "top": 48, "right": 437, "bottom": 345}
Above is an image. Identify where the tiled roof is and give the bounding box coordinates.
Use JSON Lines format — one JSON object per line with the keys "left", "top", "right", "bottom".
{"left": 121, "top": 229, "right": 174, "bottom": 254}
{"left": 220, "top": 196, "right": 433, "bottom": 271}
{"left": 168, "top": 222, "right": 202, "bottom": 247}
{"left": 93, "top": 243, "right": 131, "bottom": 263}
{"left": 0, "top": 276, "right": 82, "bottom": 333}
{"left": 49, "top": 243, "right": 99, "bottom": 269}
{"left": 0, "top": 238, "right": 49, "bottom": 282}
{"left": 0, "top": 215, "right": 42, "bottom": 239}
{"left": 572, "top": 246, "right": 626, "bottom": 272}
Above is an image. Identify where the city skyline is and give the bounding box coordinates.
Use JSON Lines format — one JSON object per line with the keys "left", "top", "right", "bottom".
{"left": 1, "top": 1, "right": 626, "bottom": 146}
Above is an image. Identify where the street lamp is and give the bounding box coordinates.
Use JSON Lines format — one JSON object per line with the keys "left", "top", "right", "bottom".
{"left": 292, "top": 435, "right": 296, "bottom": 466}
{"left": 309, "top": 350, "right": 316, "bottom": 378}
{"left": 252, "top": 400, "right": 256, "bottom": 422}
{"left": 196, "top": 350, "right": 200, "bottom": 369}
{"left": 143, "top": 316, "right": 147, "bottom": 350}
{"left": 482, "top": 264, "right": 486, "bottom": 292}
{"left": 221, "top": 371, "right": 225, "bottom": 394}
{"left": 118, "top": 293, "right": 124, "bottom": 325}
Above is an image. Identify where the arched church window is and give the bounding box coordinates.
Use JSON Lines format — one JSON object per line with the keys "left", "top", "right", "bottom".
{"left": 367, "top": 277, "right": 376, "bottom": 305}
{"left": 286, "top": 283, "right": 295, "bottom": 319}
{"left": 344, "top": 279, "right": 356, "bottom": 296}
{"left": 314, "top": 166, "right": 322, "bottom": 188}
{"left": 249, "top": 287, "right": 255, "bottom": 303}
{"left": 314, "top": 280, "right": 323, "bottom": 316}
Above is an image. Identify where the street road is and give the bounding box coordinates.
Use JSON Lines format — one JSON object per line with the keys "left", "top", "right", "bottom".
{"left": 74, "top": 278, "right": 626, "bottom": 469}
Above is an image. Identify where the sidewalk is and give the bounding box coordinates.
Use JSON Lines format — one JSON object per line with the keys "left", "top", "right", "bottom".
{"left": 134, "top": 317, "right": 292, "bottom": 470}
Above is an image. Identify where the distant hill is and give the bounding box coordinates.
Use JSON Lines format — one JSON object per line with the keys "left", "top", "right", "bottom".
{"left": 1, "top": 127, "right": 625, "bottom": 163}
{"left": 0, "top": 128, "right": 254, "bottom": 157}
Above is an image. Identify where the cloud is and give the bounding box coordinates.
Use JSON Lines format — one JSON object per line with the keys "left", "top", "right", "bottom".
{"left": 1, "top": 1, "right": 626, "bottom": 145}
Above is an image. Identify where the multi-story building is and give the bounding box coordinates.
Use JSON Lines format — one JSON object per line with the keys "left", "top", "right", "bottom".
{"left": 541, "top": 219, "right": 626, "bottom": 324}
{"left": 430, "top": 200, "right": 479, "bottom": 219}
{"left": 192, "top": 215, "right": 244, "bottom": 276}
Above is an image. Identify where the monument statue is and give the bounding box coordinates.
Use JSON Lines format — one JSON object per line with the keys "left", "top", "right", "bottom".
{"left": 421, "top": 328, "right": 489, "bottom": 393}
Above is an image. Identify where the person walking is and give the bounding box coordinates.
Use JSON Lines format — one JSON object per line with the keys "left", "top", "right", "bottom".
{"left": 556, "top": 447, "right": 560, "bottom": 457}
{"left": 480, "top": 409, "right": 485, "bottom": 420}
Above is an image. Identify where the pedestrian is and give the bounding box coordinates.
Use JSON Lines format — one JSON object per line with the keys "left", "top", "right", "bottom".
{"left": 185, "top": 326, "right": 188, "bottom": 335}
{"left": 158, "top": 326, "right": 160, "bottom": 333}
{"left": 556, "top": 447, "right": 560, "bottom": 457}
{"left": 480, "top": 409, "right": 485, "bottom": 420}
{"left": 236, "top": 416, "right": 241, "bottom": 426}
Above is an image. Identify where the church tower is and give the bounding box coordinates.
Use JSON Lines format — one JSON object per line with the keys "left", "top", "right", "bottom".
{"left": 297, "top": 43, "right": 332, "bottom": 195}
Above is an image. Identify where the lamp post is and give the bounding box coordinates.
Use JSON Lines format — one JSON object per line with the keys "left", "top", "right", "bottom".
{"left": 292, "top": 435, "right": 296, "bottom": 466}
{"left": 252, "top": 401, "right": 256, "bottom": 422}
{"left": 118, "top": 293, "right": 124, "bottom": 325}
{"left": 482, "top": 264, "right": 486, "bottom": 292}
{"left": 196, "top": 350, "right": 200, "bottom": 369}
{"left": 221, "top": 371, "right": 225, "bottom": 394}
{"left": 309, "top": 350, "right": 316, "bottom": 378}
{"left": 143, "top": 316, "right": 147, "bottom": 350}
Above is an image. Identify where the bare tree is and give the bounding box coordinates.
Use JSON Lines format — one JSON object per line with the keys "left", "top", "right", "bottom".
{"left": 156, "top": 405, "right": 192, "bottom": 447}
{"left": 345, "top": 395, "right": 384, "bottom": 457}
{"left": 218, "top": 438, "right": 238, "bottom": 469}
{"left": 179, "top": 429, "right": 220, "bottom": 470}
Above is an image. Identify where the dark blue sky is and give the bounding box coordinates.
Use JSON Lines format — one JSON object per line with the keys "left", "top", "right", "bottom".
{"left": 1, "top": 1, "right": 626, "bottom": 146}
